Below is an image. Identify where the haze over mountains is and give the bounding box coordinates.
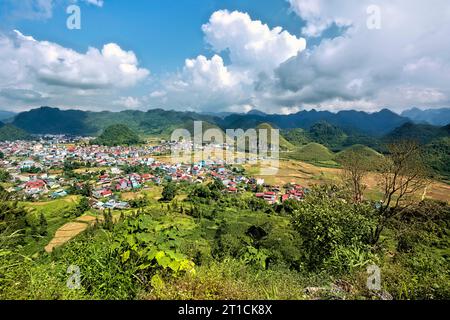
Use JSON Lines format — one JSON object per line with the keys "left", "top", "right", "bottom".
{"left": 401, "top": 108, "right": 450, "bottom": 126}
{"left": 0, "top": 110, "right": 16, "bottom": 121}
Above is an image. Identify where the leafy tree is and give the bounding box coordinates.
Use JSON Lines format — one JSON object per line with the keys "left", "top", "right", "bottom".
{"left": 0, "top": 187, "right": 28, "bottom": 248}
{"left": 291, "top": 185, "right": 375, "bottom": 270}
{"left": 20, "top": 166, "right": 41, "bottom": 174}
{"left": 39, "top": 213, "right": 48, "bottom": 236}
{"left": 161, "top": 182, "right": 177, "bottom": 202}
{"left": 70, "top": 196, "right": 90, "bottom": 217}
{"left": 0, "top": 169, "right": 11, "bottom": 182}
{"left": 103, "top": 209, "right": 114, "bottom": 231}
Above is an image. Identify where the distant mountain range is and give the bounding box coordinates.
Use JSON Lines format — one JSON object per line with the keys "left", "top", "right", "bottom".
{"left": 11, "top": 106, "right": 219, "bottom": 137}
{"left": 1, "top": 106, "right": 449, "bottom": 179}
{"left": 0, "top": 110, "right": 16, "bottom": 121}
{"left": 401, "top": 108, "right": 450, "bottom": 126}
{"left": 8, "top": 106, "right": 413, "bottom": 138}
{"left": 220, "top": 108, "right": 410, "bottom": 136}
{"left": 1, "top": 106, "right": 449, "bottom": 140}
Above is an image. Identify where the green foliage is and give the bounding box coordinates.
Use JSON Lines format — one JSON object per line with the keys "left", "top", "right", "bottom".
{"left": 161, "top": 182, "right": 178, "bottom": 202}
{"left": 111, "top": 215, "right": 196, "bottom": 286}
{"left": 288, "top": 143, "right": 335, "bottom": 165}
{"left": 38, "top": 213, "right": 48, "bottom": 236}
{"left": 129, "top": 197, "right": 149, "bottom": 208}
{"left": 92, "top": 124, "right": 142, "bottom": 146}
{"left": 0, "top": 196, "right": 29, "bottom": 248}
{"left": 1, "top": 178, "right": 449, "bottom": 300}
{"left": 385, "top": 122, "right": 449, "bottom": 145}
{"left": 20, "top": 166, "right": 41, "bottom": 174}
{"left": 336, "top": 145, "right": 383, "bottom": 170}
{"left": 0, "top": 169, "right": 11, "bottom": 182}
{"left": 422, "top": 137, "right": 450, "bottom": 180}
{"left": 65, "top": 196, "right": 90, "bottom": 218}
{"left": 308, "top": 122, "right": 348, "bottom": 149}
{"left": 282, "top": 128, "right": 310, "bottom": 146}
{"left": 291, "top": 185, "right": 375, "bottom": 272}
{"left": 0, "top": 124, "right": 30, "bottom": 141}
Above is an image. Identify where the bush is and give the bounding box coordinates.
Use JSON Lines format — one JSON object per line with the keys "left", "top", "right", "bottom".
{"left": 161, "top": 182, "right": 177, "bottom": 202}
{"left": 291, "top": 185, "right": 375, "bottom": 271}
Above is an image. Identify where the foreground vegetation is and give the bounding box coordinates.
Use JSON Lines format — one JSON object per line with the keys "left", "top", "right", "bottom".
{"left": 1, "top": 172, "right": 449, "bottom": 300}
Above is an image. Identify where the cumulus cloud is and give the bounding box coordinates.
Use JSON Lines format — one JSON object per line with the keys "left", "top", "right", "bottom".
{"left": 145, "top": 54, "right": 250, "bottom": 112}
{"left": 113, "top": 96, "right": 142, "bottom": 109}
{"left": 146, "top": 10, "right": 306, "bottom": 113}
{"left": 271, "top": 0, "right": 450, "bottom": 112}
{"left": 0, "top": 30, "right": 148, "bottom": 111}
{"left": 3, "top": 2, "right": 450, "bottom": 114}
{"left": 202, "top": 10, "right": 306, "bottom": 74}
{"left": 0, "top": 30, "right": 149, "bottom": 90}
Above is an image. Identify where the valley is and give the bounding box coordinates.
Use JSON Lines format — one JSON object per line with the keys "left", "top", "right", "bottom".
{"left": 1, "top": 106, "right": 449, "bottom": 301}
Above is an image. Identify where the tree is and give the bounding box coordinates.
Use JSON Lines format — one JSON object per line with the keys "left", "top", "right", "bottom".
{"left": 0, "top": 169, "right": 11, "bottom": 182}
{"left": 103, "top": 209, "right": 114, "bottom": 231}
{"left": 371, "top": 141, "right": 429, "bottom": 245}
{"left": 291, "top": 185, "right": 374, "bottom": 270}
{"left": 161, "top": 182, "right": 177, "bottom": 202}
{"left": 71, "top": 196, "right": 90, "bottom": 217}
{"left": 80, "top": 183, "right": 92, "bottom": 197}
{"left": 338, "top": 150, "right": 370, "bottom": 203}
{"left": 0, "top": 187, "right": 28, "bottom": 248}
{"left": 39, "top": 213, "right": 48, "bottom": 236}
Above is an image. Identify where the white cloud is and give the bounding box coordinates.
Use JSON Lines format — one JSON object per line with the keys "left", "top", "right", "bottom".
{"left": 183, "top": 55, "right": 239, "bottom": 89}
{"left": 271, "top": 0, "right": 450, "bottom": 112}
{"left": 0, "top": 30, "right": 149, "bottom": 90}
{"left": 113, "top": 96, "right": 141, "bottom": 109}
{"left": 82, "top": 0, "right": 104, "bottom": 7}
{"left": 3, "top": 2, "right": 450, "bottom": 114}
{"left": 202, "top": 10, "right": 306, "bottom": 74}
{"left": 145, "top": 10, "right": 306, "bottom": 113}
{"left": 0, "top": 30, "right": 148, "bottom": 112}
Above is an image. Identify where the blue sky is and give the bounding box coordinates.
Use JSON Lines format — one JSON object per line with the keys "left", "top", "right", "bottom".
{"left": 0, "top": 0, "right": 449, "bottom": 114}
{"left": 5, "top": 0, "right": 306, "bottom": 74}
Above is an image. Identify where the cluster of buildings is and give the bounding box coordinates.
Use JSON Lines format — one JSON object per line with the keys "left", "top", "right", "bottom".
{"left": 0, "top": 136, "right": 308, "bottom": 208}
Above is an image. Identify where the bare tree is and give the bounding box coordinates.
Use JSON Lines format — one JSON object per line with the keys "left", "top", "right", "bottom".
{"left": 339, "top": 150, "right": 370, "bottom": 203}
{"left": 371, "top": 140, "right": 429, "bottom": 245}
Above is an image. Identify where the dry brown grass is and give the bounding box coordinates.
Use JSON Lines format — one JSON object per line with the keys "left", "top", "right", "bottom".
{"left": 246, "top": 159, "right": 449, "bottom": 202}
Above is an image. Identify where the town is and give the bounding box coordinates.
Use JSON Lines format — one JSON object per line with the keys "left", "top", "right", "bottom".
{"left": 0, "top": 136, "right": 307, "bottom": 211}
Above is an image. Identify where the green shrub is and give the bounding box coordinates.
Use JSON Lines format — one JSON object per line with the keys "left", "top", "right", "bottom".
{"left": 291, "top": 185, "right": 375, "bottom": 271}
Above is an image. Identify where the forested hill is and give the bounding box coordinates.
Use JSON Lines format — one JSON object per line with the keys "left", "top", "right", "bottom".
{"left": 0, "top": 123, "right": 31, "bottom": 141}
{"left": 219, "top": 108, "right": 409, "bottom": 136}
{"left": 12, "top": 107, "right": 219, "bottom": 137}
{"left": 401, "top": 108, "right": 450, "bottom": 126}
{"left": 11, "top": 106, "right": 412, "bottom": 138}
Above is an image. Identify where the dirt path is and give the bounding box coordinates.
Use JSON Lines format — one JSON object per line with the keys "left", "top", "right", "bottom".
{"left": 44, "top": 215, "right": 100, "bottom": 253}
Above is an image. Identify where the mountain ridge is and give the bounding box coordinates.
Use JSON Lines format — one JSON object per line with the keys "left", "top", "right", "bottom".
{"left": 401, "top": 108, "right": 450, "bottom": 126}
